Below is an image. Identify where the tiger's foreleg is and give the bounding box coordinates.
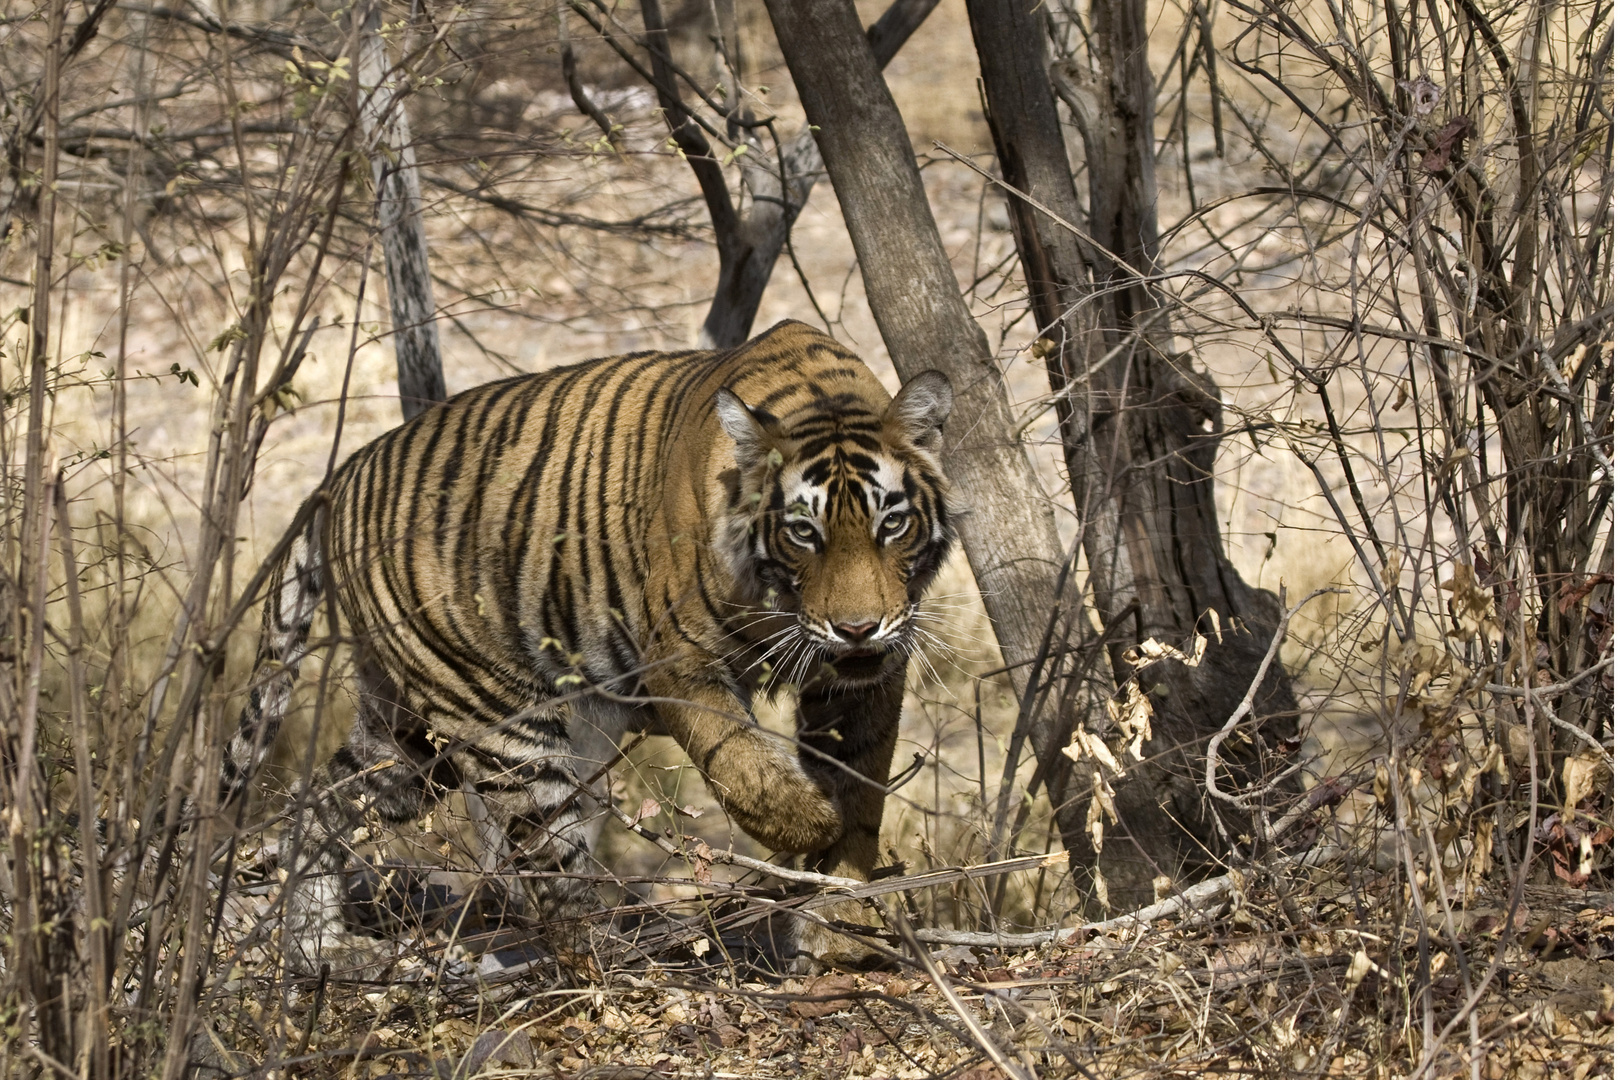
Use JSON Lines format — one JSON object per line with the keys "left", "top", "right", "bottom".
{"left": 791, "top": 667, "right": 906, "bottom": 971}
{"left": 643, "top": 664, "right": 843, "bottom": 853}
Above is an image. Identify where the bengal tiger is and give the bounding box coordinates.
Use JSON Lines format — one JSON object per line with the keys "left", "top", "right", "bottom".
{"left": 225, "top": 320, "right": 957, "bottom": 974}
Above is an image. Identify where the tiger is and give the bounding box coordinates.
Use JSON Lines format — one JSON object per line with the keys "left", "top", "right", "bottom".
{"left": 224, "top": 319, "right": 957, "bottom": 974}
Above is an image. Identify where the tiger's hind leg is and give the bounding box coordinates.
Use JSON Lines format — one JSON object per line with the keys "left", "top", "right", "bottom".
{"left": 455, "top": 700, "right": 619, "bottom": 958}
{"left": 280, "top": 659, "right": 453, "bottom": 977}
{"left": 224, "top": 507, "right": 324, "bottom": 806}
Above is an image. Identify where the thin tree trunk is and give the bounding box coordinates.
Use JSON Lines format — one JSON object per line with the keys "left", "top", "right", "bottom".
{"left": 357, "top": 5, "right": 445, "bottom": 420}
{"left": 10, "top": 0, "right": 77, "bottom": 1061}
{"left": 760, "top": 0, "right": 1081, "bottom": 805}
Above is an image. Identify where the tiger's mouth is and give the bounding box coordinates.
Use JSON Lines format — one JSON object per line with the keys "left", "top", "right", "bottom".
{"left": 828, "top": 647, "right": 890, "bottom": 679}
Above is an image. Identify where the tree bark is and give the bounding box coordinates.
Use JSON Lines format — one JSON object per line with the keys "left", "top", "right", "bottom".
{"left": 963, "top": 0, "right": 1134, "bottom": 628}
{"left": 760, "top": 0, "right": 1081, "bottom": 817}
{"left": 357, "top": 4, "right": 445, "bottom": 421}
{"left": 972, "top": 0, "right": 1300, "bottom": 907}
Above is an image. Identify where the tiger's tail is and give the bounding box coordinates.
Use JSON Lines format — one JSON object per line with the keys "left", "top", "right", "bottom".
{"left": 223, "top": 503, "right": 326, "bottom": 805}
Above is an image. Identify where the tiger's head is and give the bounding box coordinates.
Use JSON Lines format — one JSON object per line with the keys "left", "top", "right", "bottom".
{"left": 713, "top": 371, "right": 957, "bottom": 687}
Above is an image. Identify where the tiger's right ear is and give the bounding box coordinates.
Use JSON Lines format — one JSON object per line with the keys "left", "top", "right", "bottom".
{"left": 715, "top": 388, "right": 772, "bottom": 470}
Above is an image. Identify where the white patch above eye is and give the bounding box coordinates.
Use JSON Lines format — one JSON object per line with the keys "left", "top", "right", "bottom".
{"left": 864, "top": 457, "right": 913, "bottom": 541}
{"left": 780, "top": 466, "right": 824, "bottom": 547}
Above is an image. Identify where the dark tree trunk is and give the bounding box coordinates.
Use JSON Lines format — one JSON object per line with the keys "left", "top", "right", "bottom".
{"left": 971, "top": 0, "right": 1301, "bottom": 908}
{"left": 760, "top": 0, "right": 1083, "bottom": 782}
{"left": 961, "top": 0, "right": 1130, "bottom": 623}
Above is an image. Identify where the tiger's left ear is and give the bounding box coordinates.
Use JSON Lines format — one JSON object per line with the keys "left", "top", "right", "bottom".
{"left": 715, "top": 388, "right": 774, "bottom": 470}
{"left": 884, "top": 370, "right": 953, "bottom": 454}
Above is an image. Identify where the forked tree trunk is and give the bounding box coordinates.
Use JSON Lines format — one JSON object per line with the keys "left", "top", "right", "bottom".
{"left": 622, "top": 0, "right": 938, "bottom": 349}
{"left": 971, "top": 0, "right": 1300, "bottom": 906}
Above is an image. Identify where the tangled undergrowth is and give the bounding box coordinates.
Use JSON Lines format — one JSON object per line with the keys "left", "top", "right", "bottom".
{"left": 1, "top": 0, "right": 1611, "bottom": 1077}
{"left": 186, "top": 849, "right": 1611, "bottom": 1080}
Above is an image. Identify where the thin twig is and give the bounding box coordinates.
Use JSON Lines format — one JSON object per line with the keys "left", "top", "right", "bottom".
{"left": 892, "top": 912, "right": 1036, "bottom": 1080}
{"left": 1205, "top": 586, "right": 1339, "bottom": 809}
{"left": 1485, "top": 657, "right": 1615, "bottom": 763}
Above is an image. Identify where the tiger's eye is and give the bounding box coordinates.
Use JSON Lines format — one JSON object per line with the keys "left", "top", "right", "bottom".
{"left": 789, "top": 521, "right": 818, "bottom": 543}
{"left": 880, "top": 512, "right": 908, "bottom": 537}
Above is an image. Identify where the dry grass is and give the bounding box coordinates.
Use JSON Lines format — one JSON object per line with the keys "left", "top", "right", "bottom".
{"left": 192, "top": 876, "right": 1610, "bottom": 1079}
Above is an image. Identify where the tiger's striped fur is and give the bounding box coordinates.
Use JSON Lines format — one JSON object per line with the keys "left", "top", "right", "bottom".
{"left": 227, "top": 320, "right": 956, "bottom": 972}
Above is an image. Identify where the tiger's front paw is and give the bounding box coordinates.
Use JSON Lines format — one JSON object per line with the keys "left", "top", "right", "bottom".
{"left": 738, "top": 770, "right": 842, "bottom": 852}
{"left": 716, "top": 748, "right": 842, "bottom": 852}
{"left": 792, "top": 900, "right": 889, "bottom": 974}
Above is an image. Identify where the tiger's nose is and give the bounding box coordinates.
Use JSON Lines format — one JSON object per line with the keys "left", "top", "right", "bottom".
{"left": 833, "top": 620, "right": 880, "bottom": 643}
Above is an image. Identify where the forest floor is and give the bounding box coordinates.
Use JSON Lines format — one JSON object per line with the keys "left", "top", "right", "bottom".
{"left": 197, "top": 862, "right": 1610, "bottom": 1079}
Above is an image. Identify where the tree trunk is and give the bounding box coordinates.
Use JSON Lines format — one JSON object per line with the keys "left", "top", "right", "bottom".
{"left": 760, "top": 0, "right": 1082, "bottom": 803}
{"left": 972, "top": 0, "right": 1300, "bottom": 908}
{"left": 357, "top": 5, "right": 445, "bottom": 421}
{"left": 962, "top": 0, "right": 1134, "bottom": 627}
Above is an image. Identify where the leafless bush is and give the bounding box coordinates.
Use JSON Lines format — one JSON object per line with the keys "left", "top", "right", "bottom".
{"left": 1121, "top": 0, "right": 1613, "bottom": 1067}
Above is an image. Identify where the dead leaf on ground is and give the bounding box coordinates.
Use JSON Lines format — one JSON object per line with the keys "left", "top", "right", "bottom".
{"left": 789, "top": 974, "right": 858, "bottom": 1018}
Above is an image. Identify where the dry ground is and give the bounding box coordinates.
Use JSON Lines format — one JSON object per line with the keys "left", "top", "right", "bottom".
{"left": 194, "top": 868, "right": 1612, "bottom": 1079}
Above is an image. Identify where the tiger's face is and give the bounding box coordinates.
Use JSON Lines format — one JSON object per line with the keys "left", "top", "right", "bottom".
{"left": 714, "top": 371, "right": 956, "bottom": 687}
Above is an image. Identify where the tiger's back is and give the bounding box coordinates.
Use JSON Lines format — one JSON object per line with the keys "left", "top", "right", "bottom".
{"left": 229, "top": 320, "right": 956, "bottom": 972}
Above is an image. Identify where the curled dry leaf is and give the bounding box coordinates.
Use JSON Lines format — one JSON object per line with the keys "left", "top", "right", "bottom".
{"left": 1398, "top": 75, "right": 1442, "bottom": 114}
{"left": 1107, "top": 679, "right": 1154, "bottom": 760}
{"left": 689, "top": 838, "right": 714, "bottom": 884}
{"left": 1062, "top": 729, "right": 1122, "bottom": 774}
{"left": 1442, "top": 559, "right": 1501, "bottom": 644}
{"left": 1562, "top": 749, "right": 1610, "bottom": 820}
{"left": 1422, "top": 114, "right": 1475, "bottom": 172}
{"left": 1127, "top": 634, "right": 1206, "bottom": 669}
{"left": 1063, "top": 679, "right": 1154, "bottom": 767}
{"left": 1086, "top": 774, "right": 1119, "bottom": 853}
